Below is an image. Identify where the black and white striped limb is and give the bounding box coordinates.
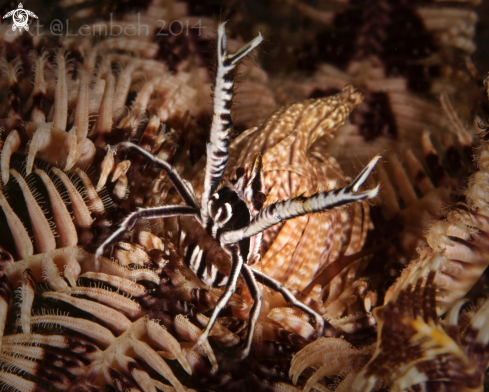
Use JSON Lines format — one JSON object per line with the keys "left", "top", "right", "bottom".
{"left": 115, "top": 141, "right": 200, "bottom": 211}
{"left": 239, "top": 264, "right": 263, "bottom": 358}
{"left": 93, "top": 22, "right": 382, "bottom": 364}
{"left": 219, "top": 155, "right": 381, "bottom": 245}
{"left": 200, "top": 23, "right": 263, "bottom": 227}
{"left": 94, "top": 205, "right": 197, "bottom": 270}
{"left": 193, "top": 245, "right": 244, "bottom": 351}
{"left": 251, "top": 267, "right": 325, "bottom": 336}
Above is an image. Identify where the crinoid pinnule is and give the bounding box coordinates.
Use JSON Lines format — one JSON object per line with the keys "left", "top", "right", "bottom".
{"left": 225, "top": 0, "right": 482, "bottom": 174}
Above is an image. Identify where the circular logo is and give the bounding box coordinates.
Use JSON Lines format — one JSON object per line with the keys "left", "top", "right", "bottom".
{"left": 3, "top": 3, "right": 38, "bottom": 33}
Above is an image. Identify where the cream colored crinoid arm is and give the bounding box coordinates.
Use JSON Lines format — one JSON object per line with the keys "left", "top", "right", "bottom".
{"left": 426, "top": 129, "right": 489, "bottom": 314}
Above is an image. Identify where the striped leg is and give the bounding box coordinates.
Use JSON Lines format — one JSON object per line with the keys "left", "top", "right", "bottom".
{"left": 251, "top": 267, "right": 325, "bottom": 337}
{"left": 115, "top": 142, "right": 199, "bottom": 210}
{"left": 239, "top": 264, "right": 263, "bottom": 359}
{"left": 220, "top": 155, "right": 381, "bottom": 245}
{"left": 200, "top": 23, "right": 263, "bottom": 227}
{"left": 94, "top": 205, "right": 197, "bottom": 270}
{"left": 193, "top": 245, "right": 244, "bottom": 350}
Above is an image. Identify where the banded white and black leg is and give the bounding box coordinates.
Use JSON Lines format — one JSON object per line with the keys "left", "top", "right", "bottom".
{"left": 251, "top": 267, "right": 325, "bottom": 336}
{"left": 115, "top": 141, "right": 200, "bottom": 211}
{"left": 200, "top": 22, "right": 263, "bottom": 227}
{"left": 219, "top": 155, "right": 381, "bottom": 245}
{"left": 239, "top": 264, "right": 263, "bottom": 359}
{"left": 94, "top": 205, "right": 197, "bottom": 270}
{"left": 194, "top": 244, "right": 244, "bottom": 350}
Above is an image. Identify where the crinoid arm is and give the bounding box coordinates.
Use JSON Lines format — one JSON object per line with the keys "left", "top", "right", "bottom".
{"left": 220, "top": 155, "right": 381, "bottom": 245}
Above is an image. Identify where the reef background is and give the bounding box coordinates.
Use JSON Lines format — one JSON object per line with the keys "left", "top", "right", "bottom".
{"left": 0, "top": 0, "right": 489, "bottom": 391}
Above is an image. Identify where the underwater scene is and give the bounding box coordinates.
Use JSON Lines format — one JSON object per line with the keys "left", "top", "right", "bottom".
{"left": 0, "top": 0, "right": 488, "bottom": 391}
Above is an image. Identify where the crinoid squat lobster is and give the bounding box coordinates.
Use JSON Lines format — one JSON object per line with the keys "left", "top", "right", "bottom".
{"left": 95, "top": 22, "right": 381, "bottom": 359}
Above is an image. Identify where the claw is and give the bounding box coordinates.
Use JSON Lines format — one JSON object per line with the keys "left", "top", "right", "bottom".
{"left": 220, "top": 156, "right": 381, "bottom": 245}
{"left": 351, "top": 154, "right": 381, "bottom": 192}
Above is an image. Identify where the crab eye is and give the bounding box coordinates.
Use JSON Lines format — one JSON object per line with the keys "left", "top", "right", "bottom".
{"left": 252, "top": 191, "right": 266, "bottom": 211}
{"left": 254, "top": 192, "right": 266, "bottom": 204}
{"left": 235, "top": 167, "right": 245, "bottom": 179}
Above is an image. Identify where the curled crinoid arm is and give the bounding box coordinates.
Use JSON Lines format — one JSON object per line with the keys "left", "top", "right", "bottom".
{"left": 194, "top": 156, "right": 379, "bottom": 354}
{"left": 220, "top": 155, "right": 381, "bottom": 245}
{"left": 96, "top": 21, "right": 376, "bottom": 367}
{"left": 406, "top": 124, "right": 489, "bottom": 312}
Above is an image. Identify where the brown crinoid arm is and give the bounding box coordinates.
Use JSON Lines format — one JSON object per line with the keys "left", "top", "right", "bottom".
{"left": 0, "top": 246, "right": 194, "bottom": 392}
{"left": 383, "top": 122, "right": 489, "bottom": 315}
{"left": 352, "top": 253, "right": 489, "bottom": 392}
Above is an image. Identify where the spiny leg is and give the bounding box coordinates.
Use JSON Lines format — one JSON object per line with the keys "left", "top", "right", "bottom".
{"left": 220, "top": 155, "right": 381, "bottom": 245}
{"left": 239, "top": 264, "right": 263, "bottom": 359}
{"left": 114, "top": 141, "right": 200, "bottom": 211}
{"left": 194, "top": 245, "right": 244, "bottom": 350}
{"left": 251, "top": 267, "right": 325, "bottom": 336}
{"left": 200, "top": 22, "right": 263, "bottom": 227}
{"left": 94, "top": 205, "right": 197, "bottom": 270}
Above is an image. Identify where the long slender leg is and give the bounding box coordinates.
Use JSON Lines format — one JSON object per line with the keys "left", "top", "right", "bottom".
{"left": 239, "top": 264, "right": 263, "bottom": 359}
{"left": 220, "top": 155, "right": 381, "bottom": 245}
{"left": 94, "top": 205, "right": 197, "bottom": 270}
{"left": 251, "top": 267, "right": 325, "bottom": 337}
{"left": 115, "top": 141, "right": 200, "bottom": 211}
{"left": 200, "top": 23, "right": 263, "bottom": 227}
{"left": 194, "top": 245, "right": 244, "bottom": 350}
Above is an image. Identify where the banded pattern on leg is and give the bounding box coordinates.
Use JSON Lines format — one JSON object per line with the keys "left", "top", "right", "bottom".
{"left": 116, "top": 141, "right": 199, "bottom": 210}
{"left": 220, "top": 155, "right": 380, "bottom": 245}
{"left": 94, "top": 205, "right": 197, "bottom": 270}
{"left": 194, "top": 245, "right": 244, "bottom": 350}
{"left": 92, "top": 22, "right": 380, "bottom": 363}
{"left": 251, "top": 267, "right": 325, "bottom": 337}
{"left": 201, "top": 23, "right": 263, "bottom": 227}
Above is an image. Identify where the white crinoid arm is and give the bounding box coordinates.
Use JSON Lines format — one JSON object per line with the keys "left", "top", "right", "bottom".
{"left": 220, "top": 155, "right": 381, "bottom": 245}
{"left": 200, "top": 22, "right": 263, "bottom": 228}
